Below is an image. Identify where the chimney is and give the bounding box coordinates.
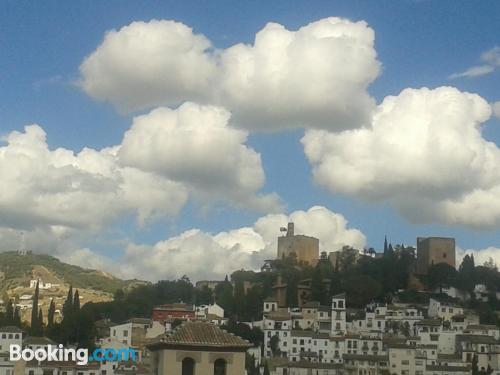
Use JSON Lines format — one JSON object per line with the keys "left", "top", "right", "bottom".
{"left": 287, "top": 222, "right": 294, "bottom": 237}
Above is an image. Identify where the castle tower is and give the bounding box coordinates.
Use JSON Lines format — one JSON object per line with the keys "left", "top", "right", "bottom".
{"left": 416, "top": 237, "right": 455, "bottom": 274}
{"left": 331, "top": 293, "right": 347, "bottom": 336}
{"left": 277, "top": 222, "right": 319, "bottom": 265}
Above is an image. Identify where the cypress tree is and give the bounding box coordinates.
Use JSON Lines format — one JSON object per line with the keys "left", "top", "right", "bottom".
{"left": 263, "top": 361, "right": 270, "bottom": 375}
{"left": 47, "top": 299, "right": 55, "bottom": 328}
{"left": 38, "top": 308, "right": 44, "bottom": 334}
{"left": 31, "top": 281, "right": 40, "bottom": 332}
{"left": 13, "top": 306, "right": 21, "bottom": 327}
{"left": 383, "top": 236, "right": 388, "bottom": 255}
{"left": 62, "top": 285, "right": 74, "bottom": 344}
{"left": 73, "top": 290, "right": 82, "bottom": 345}
{"left": 63, "top": 286, "right": 73, "bottom": 318}
{"left": 73, "top": 290, "right": 80, "bottom": 312}
{"left": 5, "top": 300, "right": 14, "bottom": 325}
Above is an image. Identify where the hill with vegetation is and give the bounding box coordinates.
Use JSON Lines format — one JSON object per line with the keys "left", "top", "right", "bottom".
{"left": 0, "top": 251, "right": 147, "bottom": 294}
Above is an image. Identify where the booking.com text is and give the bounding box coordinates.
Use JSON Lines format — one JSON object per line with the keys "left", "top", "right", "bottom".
{"left": 10, "top": 345, "right": 137, "bottom": 365}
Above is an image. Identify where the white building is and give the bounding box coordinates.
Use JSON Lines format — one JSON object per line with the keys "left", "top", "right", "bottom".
{"left": 0, "top": 326, "right": 23, "bottom": 353}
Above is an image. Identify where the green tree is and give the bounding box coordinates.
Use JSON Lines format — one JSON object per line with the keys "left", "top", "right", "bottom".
{"left": 269, "top": 333, "right": 280, "bottom": 357}
{"left": 311, "top": 265, "right": 325, "bottom": 304}
{"left": 61, "top": 285, "right": 74, "bottom": 344}
{"left": 63, "top": 286, "right": 73, "bottom": 317}
{"left": 194, "top": 286, "right": 213, "bottom": 306}
{"left": 214, "top": 277, "right": 234, "bottom": 315}
{"left": 74, "top": 290, "right": 80, "bottom": 312}
{"left": 5, "top": 300, "right": 14, "bottom": 325}
{"left": 30, "top": 281, "right": 40, "bottom": 334}
{"left": 245, "top": 353, "right": 258, "bottom": 375}
{"left": 427, "top": 263, "right": 457, "bottom": 293}
{"left": 263, "top": 361, "right": 270, "bottom": 375}
{"left": 113, "top": 289, "right": 125, "bottom": 301}
{"left": 457, "top": 254, "right": 476, "bottom": 291}
{"left": 233, "top": 279, "right": 246, "bottom": 320}
{"left": 37, "top": 308, "right": 44, "bottom": 334}
{"left": 222, "top": 321, "right": 263, "bottom": 347}
{"left": 13, "top": 306, "right": 21, "bottom": 327}
{"left": 47, "top": 299, "right": 55, "bottom": 328}
{"left": 343, "top": 274, "right": 382, "bottom": 307}
{"left": 472, "top": 354, "right": 479, "bottom": 375}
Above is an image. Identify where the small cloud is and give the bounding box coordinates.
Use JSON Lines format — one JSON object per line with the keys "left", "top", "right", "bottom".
{"left": 449, "top": 65, "right": 494, "bottom": 79}
{"left": 449, "top": 46, "right": 500, "bottom": 79}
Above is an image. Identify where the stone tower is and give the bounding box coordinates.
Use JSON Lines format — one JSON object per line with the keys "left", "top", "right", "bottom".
{"left": 416, "top": 237, "right": 456, "bottom": 275}
{"left": 277, "top": 222, "right": 319, "bottom": 266}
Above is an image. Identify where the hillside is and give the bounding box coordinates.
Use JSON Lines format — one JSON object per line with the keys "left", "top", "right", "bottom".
{"left": 0, "top": 251, "right": 147, "bottom": 294}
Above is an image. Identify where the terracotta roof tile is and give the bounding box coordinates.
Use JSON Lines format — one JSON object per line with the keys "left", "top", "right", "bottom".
{"left": 147, "top": 322, "right": 251, "bottom": 350}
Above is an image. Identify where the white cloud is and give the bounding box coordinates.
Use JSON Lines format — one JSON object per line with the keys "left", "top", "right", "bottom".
{"left": 118, "top": 102, "right": 281, "bottom": 212}
{"left": 0, "top": 103, "right": 280, "bottom": 234}
{"left": 79, "top": 17, "right": 380, "bottom": 131}
{"left": 450, "top": 46, "right": 500, "bottom": 79}
{"left": 492, "top": 101, "right": 500, "bottom": 119}
{"left": 103, "top": 206, "right": 366, "bottom": 281}
{"left": 0, "top": 125, "right": 188, "bottom": 231}
{"left": 79, "top": 20, "right": 215, "bottom": 112}
{"left": 302, "top": 86, "right": 500, "bottom": 228}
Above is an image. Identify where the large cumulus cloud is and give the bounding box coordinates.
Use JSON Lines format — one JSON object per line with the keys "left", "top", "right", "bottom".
{"left": 0, "top": 125, "right": 187, "bottom": 230}
{"left": 79, "top": 18, "right": 380, "bottom": 131}
{"left": 0, "top": 103, "right": 280, "bottom": 235}
{"left": 118, "top": 102, "right": 281, "bottom": 211}
{"left": 302, "top": 86, "right": 500, "bottom": 227}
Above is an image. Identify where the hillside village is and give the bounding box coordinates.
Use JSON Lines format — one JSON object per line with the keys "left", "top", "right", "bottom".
{"left": 0, "top": 223, "right": 499, "bottom": 375}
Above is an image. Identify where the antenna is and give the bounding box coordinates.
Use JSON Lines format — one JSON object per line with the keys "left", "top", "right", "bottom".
{"left": 19, "top": 232, "right": 26, "bottom": 255}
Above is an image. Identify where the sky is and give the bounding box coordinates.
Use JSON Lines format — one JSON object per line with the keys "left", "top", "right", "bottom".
{"left": 1, "top": 0, "right": 499, "bottom": 282}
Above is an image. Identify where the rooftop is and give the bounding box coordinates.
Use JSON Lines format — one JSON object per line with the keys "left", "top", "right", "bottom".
{"left": 147, "top": 322, "right": 251, "bottom": 351}
{"left": 24, "top": 336, "right": 57, "bottom": 345}
{"left": 0, "top": 326, "right": 23, "bottom": 333}
{"left": 276, "top": 361, "right": 342, "bottom": 369}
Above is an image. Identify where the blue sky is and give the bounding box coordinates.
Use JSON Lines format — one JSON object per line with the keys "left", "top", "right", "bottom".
{"left": 1, "top": 0, "right": 499, "bottom": 280}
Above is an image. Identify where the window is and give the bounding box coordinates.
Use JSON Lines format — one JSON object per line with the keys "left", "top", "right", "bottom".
{"left": 338, "top": 301, "right": 344, "bottom": 309}
{"left": 182, "top": 357, "right": 195, "bottom": 375}
{"left": 123, "top": 330, "right": 129, "bottom": 337}
{"left": 214, "top": 358, "right": 226, "bottom": 375}
{"left": 29, "top": 371, "right": 35, "bottom": 375}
